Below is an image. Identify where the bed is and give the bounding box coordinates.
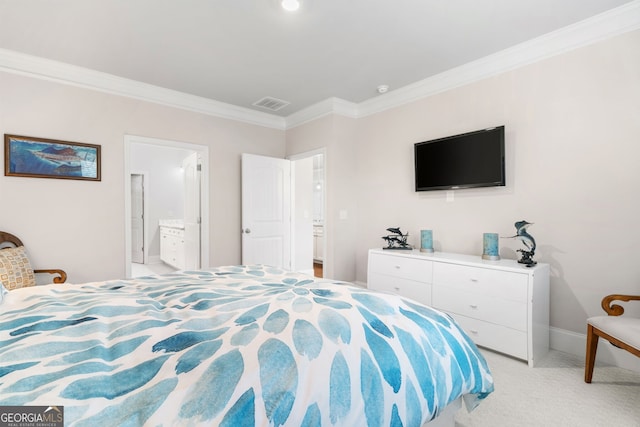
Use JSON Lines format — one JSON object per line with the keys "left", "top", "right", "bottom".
{"left": 0, "top": 265, "right": 493, "bottom": 426}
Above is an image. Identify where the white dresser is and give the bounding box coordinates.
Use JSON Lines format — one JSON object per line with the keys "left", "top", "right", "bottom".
{"left": 368, "top": 248, "right": 550, "bottom": 367}
{"left": 160, "top": 223, "right": 185, "bottom": 270}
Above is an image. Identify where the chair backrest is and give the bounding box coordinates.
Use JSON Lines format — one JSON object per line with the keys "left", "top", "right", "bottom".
{"left": 0, "top": 231, "right": 24, "bottom": 249}
{"left": 0, "top": 231, "right": 67, "bottom": 285}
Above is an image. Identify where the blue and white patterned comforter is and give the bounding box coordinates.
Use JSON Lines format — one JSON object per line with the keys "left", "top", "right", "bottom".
{"left": 0, "top": 265, "right": 493, "bottom": 426}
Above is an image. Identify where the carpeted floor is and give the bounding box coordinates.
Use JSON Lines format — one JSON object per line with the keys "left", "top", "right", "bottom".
{"left": 455, "top": 349, "right": 640, "bottom": 427}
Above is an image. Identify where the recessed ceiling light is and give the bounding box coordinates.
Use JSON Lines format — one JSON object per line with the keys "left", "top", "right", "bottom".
{"left": 281, "top": 0, "right": 300, "bottom": 11}
{"left": 377, "top": 85, "right": 389, "bottom": 94}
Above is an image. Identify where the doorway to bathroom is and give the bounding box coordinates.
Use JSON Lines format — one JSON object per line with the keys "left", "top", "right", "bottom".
{"left": 124, "top": 135, "right": 209, "bottom": 278}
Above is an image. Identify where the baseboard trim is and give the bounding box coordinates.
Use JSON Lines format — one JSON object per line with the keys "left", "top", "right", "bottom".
{"left": 550, "top": 326, "right": 640, "bottom": 373}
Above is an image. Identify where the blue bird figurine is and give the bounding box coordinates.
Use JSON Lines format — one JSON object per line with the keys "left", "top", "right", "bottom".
{"left": 514, "top": 220, "right": 536, "bottom": 251}
{"left": 510, "top": 220, "right": 537, "bottom": 266}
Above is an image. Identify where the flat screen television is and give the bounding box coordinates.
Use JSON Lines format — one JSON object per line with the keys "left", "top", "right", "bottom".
{"left": 414, "top": 126, "right": 505, "bottom": 191}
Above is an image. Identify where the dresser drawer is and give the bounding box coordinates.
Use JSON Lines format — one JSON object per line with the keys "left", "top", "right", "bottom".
{"left": 433, "top": 285, "right": 527, "bottom": 331}
{"left": 448, "top": 313, "right": 528, "bottom": 360}
{"left": 433, "top": 262, "right": 528, "bottom": 302}
{"left": 368, "top": 273, "right": 432, "bottom": 306}
{"left": 161, "top": 227, "right": 184, "bottom": 237}
{"left": 369, "top": 253, "right": 432, "bottom": 283}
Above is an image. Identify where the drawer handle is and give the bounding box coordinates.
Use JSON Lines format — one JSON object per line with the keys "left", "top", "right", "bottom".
{"left": 394, "top": 265, "right": 401, "bottom": 269}
{"left": 469, "top": 304, "right": 478, "bottom": 309}
{"left": 394, "top": 287, "right": 400, "bottom": 291}
{"left": 469, "top": 329, "right": 479, "bottom": 334}
{"left": 470, "top": 278, "right": 479, "bottom": 283}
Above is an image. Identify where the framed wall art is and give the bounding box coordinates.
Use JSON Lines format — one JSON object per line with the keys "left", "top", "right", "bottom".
{"left": 4, "top": 134, "right": 101, "bottom": 181}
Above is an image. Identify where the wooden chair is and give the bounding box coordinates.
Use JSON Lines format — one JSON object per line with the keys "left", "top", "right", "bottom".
{"left": 585, "top": 294, "right": 640, "bottom": 383}
{"left": 0, "top": 231, "right": 67, "bottom": 284}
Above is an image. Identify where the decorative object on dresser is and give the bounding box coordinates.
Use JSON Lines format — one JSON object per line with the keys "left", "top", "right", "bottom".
{"left": 507, "top": 220, "right": 537, "bottom": 266}
{"left": 585, "top": 294, "right": 640, "bottom": 383}
{"left": 381, "top": 227, "right": 412, "bottom": 250}
{"left": 481, "top": 232, "right": 500, "bottom": 260}
{"left": 420, "top": 229, "right": 434, "bottom": 253}
{"left": 368, "top": 248, "right": 550, "bottom": 367}
{"left": 4, "top": 134, "right": 101, "bottom": 181}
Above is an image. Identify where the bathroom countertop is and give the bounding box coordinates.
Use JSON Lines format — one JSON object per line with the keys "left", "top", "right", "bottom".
{"left": 159, "top": 219, "right": 184, "bottom": 229}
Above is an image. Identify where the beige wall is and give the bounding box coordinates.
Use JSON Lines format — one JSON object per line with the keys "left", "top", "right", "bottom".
{"left": 348, "top": 29, "right": 640, "bottom": 334}
{"left": 0, "top": 72, "right": 285, "bottom": 283}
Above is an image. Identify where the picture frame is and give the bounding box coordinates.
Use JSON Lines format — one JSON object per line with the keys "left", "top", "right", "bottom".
{"left": 4, "top": 134, "right": 101, "bottom": 181}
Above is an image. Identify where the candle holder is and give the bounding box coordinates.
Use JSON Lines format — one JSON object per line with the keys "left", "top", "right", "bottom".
{"left": 482, "top": 233, "right": 500, "bottom": 260}
{"left": 420, "top": 229, "right": 434, "bottom": 253}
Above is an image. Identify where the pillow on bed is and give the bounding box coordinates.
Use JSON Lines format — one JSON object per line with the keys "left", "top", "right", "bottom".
{"left": 0, "top": 246, "right": 36, "bottom": 290}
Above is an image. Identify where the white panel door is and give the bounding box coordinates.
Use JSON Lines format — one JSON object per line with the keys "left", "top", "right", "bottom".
{"left": 292, "top": 156, "right": 314, "bottom": 274}
{"left": 130, "top": 174, "right": 144, "bottom": 263}
{"left": 242, "top": 153, "right": 291, "bottom": 269}
{"left": 183, "top": 152, "right": 201, "bottom": 270}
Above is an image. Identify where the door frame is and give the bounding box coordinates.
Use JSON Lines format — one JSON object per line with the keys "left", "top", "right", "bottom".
{"left": 288, "top": 148, "right": 328, "bottom": 278}
{"left": 124, "top": 135, "right": 210, "bottom": 278}
{"left": 130, "top": 171, "right": 149, "bottom": 264}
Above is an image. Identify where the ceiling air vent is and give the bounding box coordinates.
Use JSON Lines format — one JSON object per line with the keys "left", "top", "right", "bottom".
{"left": 253, "top": 96, "right": 290, "bottom": 112}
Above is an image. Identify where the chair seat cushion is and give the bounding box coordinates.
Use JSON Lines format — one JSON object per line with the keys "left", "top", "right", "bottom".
{"left": 0, "top": 246, "right": 36, "bottom": 290}
{"left": 588, "top": 315, "right": 640, "bottom": 351}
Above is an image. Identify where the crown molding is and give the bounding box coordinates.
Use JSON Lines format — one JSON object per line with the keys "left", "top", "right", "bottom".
{"left": 0, "top": 48, "right": 286, "bottom": 130}
{"left": 356, "top": 0, "right": 640, "bottom": 118}
{"left": 0, "top": 1, "right": 638, "bottom": 131}
{"left": 285, "top": 97, "right": 358, "bottom": 129}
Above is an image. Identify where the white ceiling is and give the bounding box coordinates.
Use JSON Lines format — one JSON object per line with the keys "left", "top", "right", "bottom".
{"left": 0, "top": 0, "right": 635, "bottom": 118}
